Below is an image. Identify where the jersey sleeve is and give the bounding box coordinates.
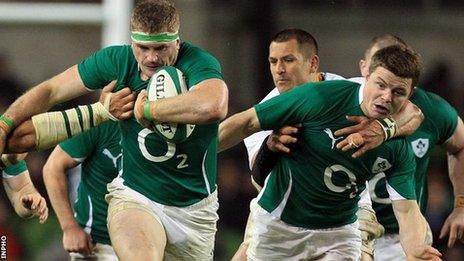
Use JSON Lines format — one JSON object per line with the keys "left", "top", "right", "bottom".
{"left": 428, "top": 92, "right": 459, "bottom": 144}
{"left": 2, "top": 160, "right": 28, "bottom": 178}
{"left": 59, "top": 128, "right": 98, "bottom": 162}
{"left": 78, "top": 46, "right": 122, "bottom": 90}
{"left": 178, "top": 43, "right": 223, "bottom": 89}
{"left": 255, "top": 84, "right": 318, "bottom": 131}
{"left": 384, "top": 139, "right": 417, "bottom": 200}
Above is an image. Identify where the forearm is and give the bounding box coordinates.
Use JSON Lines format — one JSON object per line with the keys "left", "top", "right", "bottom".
{"left": 147, "top": 79, "right": 228, "bottom": 124}
{"left": 218, "top": 108, "right": 260, "bottom": 152}
{"left": 6, "top": 102, "right": 112, "bottom": 153}
{"left": 3, "top": 66, "right": 88, "bottom": 131}
{"left": 43, "top": 169, "right": 78, "bottom": 230}
{"left": 394, "top": 200, "right": 429, "bottom": 255}
{"left": 391, "top": 100, "right": 424, "bottom": 137}
{"left": 3, "top": 82, "right": 55, "bottom": 131}
{"left": 251, "top": 136, "right": 278, "bottom": 187}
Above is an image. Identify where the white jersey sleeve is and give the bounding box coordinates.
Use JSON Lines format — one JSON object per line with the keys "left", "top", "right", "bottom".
{"left": 324, "top": 72, "right": 345, "bottom": 80}
{"left": 348, "top": 76, "right": 364, "bottom": 84}
{"left": 243, "top": 88, "right": 280, "bottom": 169}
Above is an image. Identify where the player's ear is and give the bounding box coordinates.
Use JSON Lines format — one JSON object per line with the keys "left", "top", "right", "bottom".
{"left": 359, "top": 59, "right": 368, "bottom": 77}
{"left": 365, "top": 72, "right": 371, "bottom": 82}
{"left": 309, "top": 55, "right": 319, "bottom": 74}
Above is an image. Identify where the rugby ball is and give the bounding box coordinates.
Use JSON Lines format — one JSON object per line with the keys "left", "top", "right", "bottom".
{"left": 146, "top": 66, "right": 195, "bottom": 143}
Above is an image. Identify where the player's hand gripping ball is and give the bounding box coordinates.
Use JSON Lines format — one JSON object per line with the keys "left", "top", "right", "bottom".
{"left": 146, "top": 66, "right": 195, "bottom": 143}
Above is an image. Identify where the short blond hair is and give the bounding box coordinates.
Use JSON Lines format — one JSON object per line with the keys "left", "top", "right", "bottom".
{"left": 130, "top": 0, "right": 180, "bottom": 34}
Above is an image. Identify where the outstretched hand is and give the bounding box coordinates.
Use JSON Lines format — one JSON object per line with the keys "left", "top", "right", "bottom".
{"left": 99, "top": 81, "right": 136, "bottom": 120}
{"left": 439, "top": 207, "right": 464, "bottom": 248}
{"left": 21, "top": 192, "right": 48, "bottom": 224}
{"left": 335, "top": 115, "right": 385, "bottom": 158}
{"left": 407, "top": 245, "right": 442, "bottom": 261}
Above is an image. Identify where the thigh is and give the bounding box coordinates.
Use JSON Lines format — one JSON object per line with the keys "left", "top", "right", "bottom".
{"left": 315, "top": 223, "right": 361, "bottom": 261}
{"left": 107, "top": 197, "right": 166, "bottom": 261}
{"left": 246, "top": 204, "right": 308, "bottom": 261}
{"left": 374, "top": 234, "right": 406, "bottom": 261}
{"left": 163, "top": 193, "right": 219, "bottom": 261}
{"left": 232, "top": 201, "right": 257, "bottom": 261}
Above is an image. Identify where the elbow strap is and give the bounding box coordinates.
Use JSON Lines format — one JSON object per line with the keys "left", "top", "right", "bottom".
{"left": 32, "top": 102, "right": 112, "bottom": 150}
{"left": 251, "top": 136, "right": 279, "bottom": 187}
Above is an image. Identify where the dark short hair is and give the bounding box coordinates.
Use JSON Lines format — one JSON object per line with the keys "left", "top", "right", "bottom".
{"left": 364, "top": 34, "right": 408, "bottom": 59}
{"left": 131, "top": 0, "right": 180, "bottom": 34}
{"left": 369, "top": 45, "right": 422, "bottom": 88}
{"left": 271, "top": 29, "right": 318, "bottom": 58}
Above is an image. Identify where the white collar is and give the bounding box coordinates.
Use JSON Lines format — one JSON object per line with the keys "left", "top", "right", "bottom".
{"left": 358, "top": 81, "right": 365, "bottom": 105}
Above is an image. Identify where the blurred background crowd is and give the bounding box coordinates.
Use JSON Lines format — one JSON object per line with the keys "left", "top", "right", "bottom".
{"left": 1, "top": 0, "right": 464, "bottom": 260}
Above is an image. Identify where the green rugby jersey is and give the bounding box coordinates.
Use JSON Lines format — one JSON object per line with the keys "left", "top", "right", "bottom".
{"left": 2, "top": 160, "right": 28, "bottom": 178}
{"left": 78, "top": 42, "right": 223, "bottom": 206}
{"left": 254, "top": 80, "right": 416, "bottom": 229}
{"left": 370, "top": 88, "right": 458, "bottom": 233}
{"left": 59, "top": 121, "right": 121, "bottom": 245}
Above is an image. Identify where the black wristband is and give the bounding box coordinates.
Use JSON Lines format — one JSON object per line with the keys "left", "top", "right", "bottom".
{"left": 251, "top": 136, "right": 279, "bottom": 187}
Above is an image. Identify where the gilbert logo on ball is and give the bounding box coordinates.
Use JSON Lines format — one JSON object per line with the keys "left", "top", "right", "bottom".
{"left": 147, "top": 66, "right": 195, "bottom": 143}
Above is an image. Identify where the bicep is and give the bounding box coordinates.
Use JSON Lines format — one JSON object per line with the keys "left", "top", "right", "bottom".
{"left": 392, "top": 199, "right": 418, "bottom": 216}
{"left": 445, "top": 117, "right": 464, "bottom": 154}
{"left": 191, "top": 78, "right": 228, "bottom": 115}
{"left": 44, "top": 146, "right": 81, "bottom": 173}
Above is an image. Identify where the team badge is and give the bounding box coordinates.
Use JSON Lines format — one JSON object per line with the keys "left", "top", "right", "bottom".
{"left": 372, "top": 157, "right": 392, "bottom": 173}
{"left": 411, "top": 138, "right": 429, "bottom": 158}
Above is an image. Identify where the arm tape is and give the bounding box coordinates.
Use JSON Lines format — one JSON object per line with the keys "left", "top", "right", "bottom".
{"left": 251, "top": 136, "right": 279, "bottom": 187}
{"left": 375, "top": 117, "right": 397, "bottom": 141}
{"left": 31, "top": 102, "right": 112, "bottom": 150}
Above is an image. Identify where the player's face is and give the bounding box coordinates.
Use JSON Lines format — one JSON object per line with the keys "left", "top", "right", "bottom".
{"left": 132, "top": 39, "right": 180, "bottom": 80}
{"left": 269, "top": 39, "right": 315, "bottom": 92}
{"left": 362, "top": 66, "right": 412, "bottom": 119}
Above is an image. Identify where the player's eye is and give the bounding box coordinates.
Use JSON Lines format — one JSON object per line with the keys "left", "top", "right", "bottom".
{"left": 376, "top": 82, "right": 386, "bottom": 89}
{"left": 393, "top": 90, "right": 406, "bottom": 96}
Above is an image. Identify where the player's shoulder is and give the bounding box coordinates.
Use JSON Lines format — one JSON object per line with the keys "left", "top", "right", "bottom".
{"left": 99, "top": 44, "right": 132, "bottom": 57}
{"left": 412, "top": 88, "right": 457, "bottom": 119}
{"left": 306, "top": 79, "right": 359, "bottom": 94}
{"left": 179, "top": 42, "right": 217, "bottom": 60}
